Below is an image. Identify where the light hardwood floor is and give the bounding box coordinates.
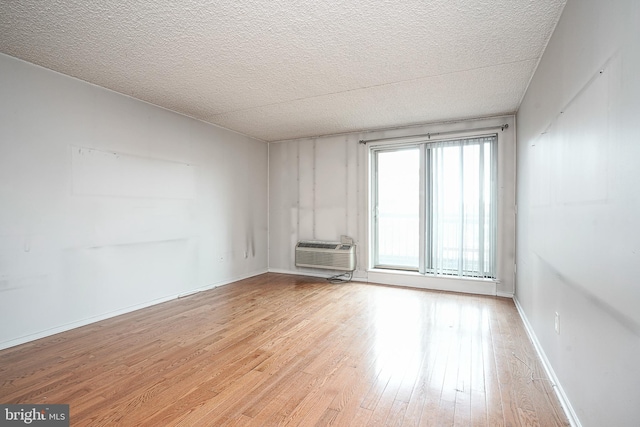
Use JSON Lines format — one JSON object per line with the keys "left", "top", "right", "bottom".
{"left": 0, "top": 273, "right": 568, "bottom": 426}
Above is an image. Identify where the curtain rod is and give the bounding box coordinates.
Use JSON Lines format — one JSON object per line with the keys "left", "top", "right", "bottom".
{"left": 358, "top": 123, "right": 509, "bottom": 145}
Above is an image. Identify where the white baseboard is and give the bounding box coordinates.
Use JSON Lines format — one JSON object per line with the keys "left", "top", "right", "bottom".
{"left": 513, "top": 298, "right": 582, "bottom": 427}
{"left": 368, "top": 269, "right": 497, "bottom": 296}
{"left": 0, "top": 295, "right": 179, "bottom": 351}
{"left": 0, "top": 269, "right": 268, "bottom": 351}
{"left": 268, "top": 268, "right": 498, "bottom": 296}
{"left": 267, "top": 268, "right": 331, "bottom": 279}
{"left": 267, "top": 267, "right": 371, "bottom": 281}
{"left": 176, "top": 269, "right": 268, "bottom": 298}
{"left": 496, "top": 291, "right": 514, "bottom": 298}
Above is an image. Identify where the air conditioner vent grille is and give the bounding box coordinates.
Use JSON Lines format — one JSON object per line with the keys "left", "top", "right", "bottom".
{"left": 295, "top": 240, "right": 356, "bottom": 272}
{"left": 297, "top": 242, "right": 338, "bottom": 250}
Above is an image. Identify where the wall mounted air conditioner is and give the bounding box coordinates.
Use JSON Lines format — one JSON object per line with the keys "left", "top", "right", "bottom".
{"left": 295, "top": 241, "right": 356, "bottom": 271}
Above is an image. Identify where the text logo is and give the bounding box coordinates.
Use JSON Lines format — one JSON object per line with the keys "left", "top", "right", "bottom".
{"left": 0, "top": 405, "right": 69, "bottom": 426}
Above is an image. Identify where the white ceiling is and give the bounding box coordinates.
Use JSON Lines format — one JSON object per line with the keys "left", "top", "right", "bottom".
{"left": 0, "top": 1, "right": 566, "bottom": 142}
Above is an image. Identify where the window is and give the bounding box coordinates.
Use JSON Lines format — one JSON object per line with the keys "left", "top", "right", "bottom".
{"left": 372, "top": 135, "right": 497, "bottom": 279}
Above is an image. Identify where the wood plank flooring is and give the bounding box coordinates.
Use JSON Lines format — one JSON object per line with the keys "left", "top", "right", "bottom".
{"left": 0, "top": 273, "right": 569, "bottom": 426}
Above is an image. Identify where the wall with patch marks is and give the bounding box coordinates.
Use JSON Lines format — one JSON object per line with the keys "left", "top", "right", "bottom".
{"left": 269, "top": 134, "right": 362, "bottom": 277}
{"left": 0, "top": 53, "right": 268, "bottom": 349}
{"left": 515, "top": 0, "right": 640, "bottom": 425}
{"left": 269, "top": 115, "right": 516, "bottom": 297}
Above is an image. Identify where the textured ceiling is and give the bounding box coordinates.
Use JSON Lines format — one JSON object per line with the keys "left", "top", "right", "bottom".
{"left": 0, "top": 1, "right": 566, "bottom": 142}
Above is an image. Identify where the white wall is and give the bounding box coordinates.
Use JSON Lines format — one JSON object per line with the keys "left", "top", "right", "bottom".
{"left": 269, "top": 133, "right": 363, "bottom": 275}
{"left": 516, "top": 0, "right": 640, "bottom": 425}
{"left": 0, "top": 53, "right": 268, "bottom": 349}
{"left": 269, "top": 116, "right": 516, "bottom": 296}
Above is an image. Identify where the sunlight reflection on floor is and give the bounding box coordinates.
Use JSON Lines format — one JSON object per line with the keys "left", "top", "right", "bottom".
{"left": 372, "top": 287, "right": 490, "bottom": 401}
{"left": 373, "top": 289, "right": 423, "bottom": 378}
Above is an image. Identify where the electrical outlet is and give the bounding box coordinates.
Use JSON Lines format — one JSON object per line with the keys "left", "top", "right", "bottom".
{"left": 554, "top": 312, "right": 560, "bottom": 334}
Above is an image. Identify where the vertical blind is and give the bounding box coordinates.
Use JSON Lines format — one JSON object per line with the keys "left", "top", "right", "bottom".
{"left": 373, "top": 135, "right": 497, "bottom": 279}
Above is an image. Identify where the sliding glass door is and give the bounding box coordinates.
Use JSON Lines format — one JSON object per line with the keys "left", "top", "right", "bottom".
{"left": 373, "top": 135, "right": 497, "bottom": 279}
